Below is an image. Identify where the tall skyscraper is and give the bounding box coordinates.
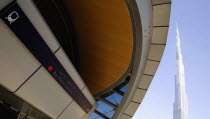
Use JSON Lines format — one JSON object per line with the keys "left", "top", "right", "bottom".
{"left": 173, "top": 27, "right": 188, "bottom": 119}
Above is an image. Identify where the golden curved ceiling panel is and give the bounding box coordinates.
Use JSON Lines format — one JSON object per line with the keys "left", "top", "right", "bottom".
{"left": 64, "top": 0, "right": 133, "bottom": 94}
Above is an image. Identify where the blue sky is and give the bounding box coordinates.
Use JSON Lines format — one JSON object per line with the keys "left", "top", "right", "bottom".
{"left": 133, "top": 0, "right": 210, "bottom": 119}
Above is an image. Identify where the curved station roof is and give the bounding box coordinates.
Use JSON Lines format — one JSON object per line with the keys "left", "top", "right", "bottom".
{"left": 72, "top": 0, "right": 171, "bottom": 118}
{"left": 0, "top": 0, "right": 171, "bottom": 118}
{"left": 63, "top": 0, "right": 171, "bottom": 118}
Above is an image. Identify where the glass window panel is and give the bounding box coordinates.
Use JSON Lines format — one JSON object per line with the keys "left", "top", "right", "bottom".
{"left": 120, "top": 84, "right": 128, "bottom": 92}
{"left": 104, "top": 110, "right": 115, "bottom": 118}
{"left": 96, "top": 101, "right": 113, "bottom": 113}
{"left": 105, "top": 93, "right": 122, "bottom": 105}
{"left": 89, "top": 83, "right": 130, "bottom": 119}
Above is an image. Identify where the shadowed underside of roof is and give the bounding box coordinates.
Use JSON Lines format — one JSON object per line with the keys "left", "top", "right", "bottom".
{"left": 64, "top": 0, "right": 133, "bottom": 94}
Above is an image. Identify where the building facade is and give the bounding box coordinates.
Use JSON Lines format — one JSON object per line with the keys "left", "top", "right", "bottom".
{"left": 0, "top": 0, "right": 171, "bottom": 118}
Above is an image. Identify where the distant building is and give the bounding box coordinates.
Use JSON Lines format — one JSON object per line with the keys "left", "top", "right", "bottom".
{"left": 173, "top": 27, "right": 188, "bottom": 119}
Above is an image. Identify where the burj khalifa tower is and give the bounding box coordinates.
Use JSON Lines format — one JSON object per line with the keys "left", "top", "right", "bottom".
{"left": 173, "top": 27, "right": 188, "bottom": 119}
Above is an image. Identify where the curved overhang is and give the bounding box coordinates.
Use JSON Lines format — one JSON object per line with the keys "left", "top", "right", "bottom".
{"left": 112, "top": 0, "right": 171, "bottom": 118}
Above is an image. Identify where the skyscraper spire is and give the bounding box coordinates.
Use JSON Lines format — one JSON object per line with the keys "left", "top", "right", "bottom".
{"left": 176, "top": 27, "right": 183, "bottom": 63}
{"left": 173, "top": 26, "right": 188, "bottom": 119}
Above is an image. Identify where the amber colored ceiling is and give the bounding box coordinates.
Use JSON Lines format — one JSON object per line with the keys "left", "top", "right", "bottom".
{"left": 64, "top": 0, "right": 133, "bottom": 94}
